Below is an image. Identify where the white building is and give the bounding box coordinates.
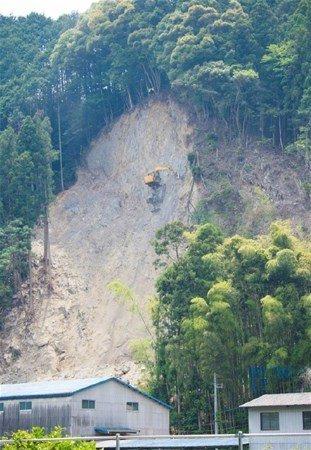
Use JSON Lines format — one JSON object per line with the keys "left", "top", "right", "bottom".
{"left": 0, "top": 376, "right": 170, "bottom": 437}
{"left": 241, "top": 392, "right": 311, "bottom": 449}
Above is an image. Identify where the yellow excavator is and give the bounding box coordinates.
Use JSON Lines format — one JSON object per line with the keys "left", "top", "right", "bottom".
{"left": 144, "top": 165, "right": 173, "bottom": 188}
{"left": 144, "top": 165, "right": 175, "bottom": 213}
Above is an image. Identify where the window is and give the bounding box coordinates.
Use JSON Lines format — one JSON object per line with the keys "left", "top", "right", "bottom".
{"left": 82, "top": 400, "right": 95, "bottom": 409}
{"left": 260, "top": 412, "right": 279, "bottom": 431}
{"left": 0, "top": 403, "right": 3, "bottom": 413}
{"left": 303, "top": 411, "right": 311, "bottom": 430}
{"left": 19, "top": 401, "right": 32, "bottom": 411}
{"left": 126, "top": 402, "right": 139, "bottom": 412}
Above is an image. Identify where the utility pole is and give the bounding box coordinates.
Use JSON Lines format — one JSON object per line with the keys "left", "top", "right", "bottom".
{"left": 214, "top": 372, "right": 219, "bottom": 434}
{"left": 213, "top": 373, "right": 223, "bottom": 434}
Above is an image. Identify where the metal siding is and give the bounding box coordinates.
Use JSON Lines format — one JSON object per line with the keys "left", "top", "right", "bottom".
{"left": 0, "top": 377, "right": 170, "bottom": 410}
{"left": 0, "top": 381, "right": 169, "bottom": 437}
{"left": 71, "top": 379, "right": 169, "bottom": 436}
{"left": 0, "top": 397, "right": 71, "bottom": 435}
{"left": 97, "top": 437, "right": 246, "bottom": 448}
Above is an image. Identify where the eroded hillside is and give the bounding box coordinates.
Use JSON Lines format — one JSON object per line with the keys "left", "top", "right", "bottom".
{"left": 0, "top": 97, "right": 309, "bottom": 384}
{"left": 0, "top": 98, "right": 196, "bottom": 383}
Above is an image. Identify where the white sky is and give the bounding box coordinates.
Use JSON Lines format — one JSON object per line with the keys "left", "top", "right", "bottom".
{"left": 0, "top": 0, "right": 95, "bottom": 18}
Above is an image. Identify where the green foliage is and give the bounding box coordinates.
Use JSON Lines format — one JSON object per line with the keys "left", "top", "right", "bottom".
{"left": 153, "top": 221, "right": 188, "bottom": 267}
{"left": 107, "top": 280, "right": 153, "bottom": 337}
{"left": 0, "top": 2, "right": 309, "bottom": 319}
{"left": 0, "top": 0, "right": 309, "bottom": 202}
{"left": 0, "top": 221, "right": 32, "bottom": 318}
{"left": 0, "top": 3, "right": 309, "bottom": 418}
{"left": 0, "top": 0, "right": 304, "bottom": 189}
{"left": 151, "top": 220, "right": 311, "bottom": 432}
{"left": 0, "top": 115, "right": 54, "bottom": 319}
{"left": 3, "top": 427, "right": 96, "bottom": 450}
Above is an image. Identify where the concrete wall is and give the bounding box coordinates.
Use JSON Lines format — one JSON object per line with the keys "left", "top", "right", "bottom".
{"left": 0, "top": 397, "right": 71, "bottom": 436}
{"left": 70, "top": 379, "right": 170, "bottom": 436}
{"left": 248, "top": 406, "right": 311, "bottom": 450}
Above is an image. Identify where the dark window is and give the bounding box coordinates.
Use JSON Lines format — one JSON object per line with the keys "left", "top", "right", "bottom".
{"left": 0, "top": 403, "right": 3, "bottom": 412}
{"left": 126, "top": 402, "right": 139, "bottom": 412}
{"left": 260, "top": 412, "right": 279, "bottom": 431}
{"left": 82, "top": 400, "right": 95, "bottom": 409}
{"left": 19, "top": 401, "right": 32, "bottom": 411}
{"left": 303, "top": 411, "right": 311, "bottom": 430}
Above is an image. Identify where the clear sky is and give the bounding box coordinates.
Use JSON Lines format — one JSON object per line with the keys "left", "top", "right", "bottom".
{"left": 0, "top": 0, "right": 95, "bottom": 18}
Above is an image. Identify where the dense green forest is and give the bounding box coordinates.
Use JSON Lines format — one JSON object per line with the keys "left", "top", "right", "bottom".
{"left": 0, "top": 0, "right": 310, "bottom": 432}
{"left": 150, "top": 221, "right": 310, "bottom": 432}
{"left": 1, "top": 0, "right": 310, "bottom": 316}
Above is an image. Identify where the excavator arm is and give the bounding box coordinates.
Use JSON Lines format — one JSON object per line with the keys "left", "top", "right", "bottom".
{"left": 144, "top": 165, "right": 173, "bottom": 186}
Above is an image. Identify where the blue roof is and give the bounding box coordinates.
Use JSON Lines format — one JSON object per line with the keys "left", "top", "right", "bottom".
{"left": 0, "top": 376, "right": 171, "bottom": 409}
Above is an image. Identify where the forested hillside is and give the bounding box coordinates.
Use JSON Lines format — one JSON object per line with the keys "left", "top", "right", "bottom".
{"left": 0, "top": 0, "right": 310, "bottom": 434}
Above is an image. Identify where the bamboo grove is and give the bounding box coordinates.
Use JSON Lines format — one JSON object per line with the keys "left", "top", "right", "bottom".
{"left": 151, "top": 221, "right": 311, "bottom": 432}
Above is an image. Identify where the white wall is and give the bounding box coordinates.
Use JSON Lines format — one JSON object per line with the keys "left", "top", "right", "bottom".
{"left": 248, "top": 407, "right": 311, "bottom": 433}
{"left": 248, "top": 407, "right": 311, "bottom": 450}
{"left": 70, "top": 379, "right": 170, "bottom": 436}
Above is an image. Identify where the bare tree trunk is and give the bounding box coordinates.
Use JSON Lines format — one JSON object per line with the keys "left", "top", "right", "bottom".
{"left": 278, "top": 114, "right": 284, "bottom": 151}
{"left": 43, "top": 206, "right": 52, "bottom": 292}
{"left": 57, "top": 97, "right": 64, "bottom": 191}
{"left": 28, "top": 250, "right": 33, "bottom": 302}
{"left": 127, "top": 87, "right": 134, "bottom": 110}
{"left": 142, "top": 63, "right": 153, "bottom": 92}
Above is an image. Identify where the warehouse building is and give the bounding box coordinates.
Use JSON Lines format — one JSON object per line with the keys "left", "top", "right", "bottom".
{"left": 0, "top": 376, "right": 170, "bottom": 436}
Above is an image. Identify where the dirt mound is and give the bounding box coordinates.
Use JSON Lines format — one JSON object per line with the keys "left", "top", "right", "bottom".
{"left": 0, "top": 98, "right": 197, "bottom": 383}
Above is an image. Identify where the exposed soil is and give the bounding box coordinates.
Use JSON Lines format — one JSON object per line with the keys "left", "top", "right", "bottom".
{"left": 0, "top": 98, "right": 197, "bottom": 383}
{"left": 0, "top": 97, "right": 309, "bottom": 384}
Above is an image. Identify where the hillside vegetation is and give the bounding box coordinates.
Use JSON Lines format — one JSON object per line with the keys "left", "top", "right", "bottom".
{"left": 0, "top": 0, "right": 310, "bottom": 434}
{"left": 0, "top": 0, "right": 310, "bottom": 316}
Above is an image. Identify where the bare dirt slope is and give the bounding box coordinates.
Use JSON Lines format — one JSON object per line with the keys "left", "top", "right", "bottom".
{"left": 0, "top": 97, "right": 308, "bottom": 384}
{"left": 0, "top": 98, "right": 196, "bottom": 383}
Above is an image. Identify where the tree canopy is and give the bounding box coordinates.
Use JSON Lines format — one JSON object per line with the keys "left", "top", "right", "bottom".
{"left": 0, "top": 0, "right": 309, "bottom": 412}
{"left": 151, "top": 221, "right": 311, "bottom": 432}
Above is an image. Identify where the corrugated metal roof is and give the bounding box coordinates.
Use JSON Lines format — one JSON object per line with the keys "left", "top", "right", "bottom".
{"left": 0, "top": 376, "right": 110, "bottom": 400}
{"left": 240, "top": 393, "right": 311, "bottom": 408}
{"left": 0, "top": 377, "right": 171, "bottom": 409}
{"left": 97, "top": 437, "right": 247, "bottom": 448}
